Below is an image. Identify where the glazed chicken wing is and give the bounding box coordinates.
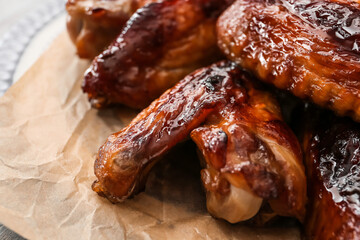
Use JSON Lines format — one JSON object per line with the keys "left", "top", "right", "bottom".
{"left": 66, "top": 0, "right": 153, "bottom": 58}
{"left": 82, "top": 0, "right": 233, "bottom": 109}
{"left": 217, "top": 0, "right": 360, "bottom": 121}
{"left": 302, "top": 109, "right": 360, "bottom": 239}
{"left": 92, "top": 61, "right": 306, "bottom": 223}
{"left": 190, "top": 95, "right": 306, "bottom": 222}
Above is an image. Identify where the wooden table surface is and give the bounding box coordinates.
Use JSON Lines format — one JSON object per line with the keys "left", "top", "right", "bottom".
{"left": 0, "top": 0, "right": 59, "bottom": 239}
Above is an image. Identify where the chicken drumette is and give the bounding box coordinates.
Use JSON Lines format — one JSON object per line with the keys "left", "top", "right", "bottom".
{"left": 82, "top": 0, "right": 233, "bottom": 109}
{"left": 92, "top": 61, "right": 307, "bottom": 223}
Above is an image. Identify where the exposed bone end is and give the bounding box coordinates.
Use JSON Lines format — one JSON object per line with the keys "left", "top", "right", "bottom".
{"left": 201, "top": 168, "right": 263, "bottom": 223}
{"left": 206, "top": 184, "right": 263, "bottom": 223}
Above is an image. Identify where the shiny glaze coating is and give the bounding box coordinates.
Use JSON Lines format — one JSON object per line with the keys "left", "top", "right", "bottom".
{"left": 303, "top": 110, "right": 360, "bottom": 239}
{"left": 280, "top": 0, "right": 360, "bottom": 53}
{"left": 217, "top": 0, "right": 360, "bottom": 121}
{"left": 92, "top": 61, "right": 306, "bottom": 223}
{"left": 83, "top": 0, "right": 232, "bottom": 109}
{"left": 92, "top": 61, "right": 242, "bottom": 202}
{"left": 66, "top": 0, "right": 155, "bottom": 58}
{"left": 191, "top": 80, "right": 306, "bottom": 222}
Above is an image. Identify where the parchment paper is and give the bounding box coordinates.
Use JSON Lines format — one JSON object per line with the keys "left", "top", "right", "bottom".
{"left": 0, "top": 32, "right": 301, "bottom": 240}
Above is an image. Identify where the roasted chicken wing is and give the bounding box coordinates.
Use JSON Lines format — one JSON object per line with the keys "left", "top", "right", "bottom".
{"left": 302, "top": 109, "right": 360, "bottom": 239}
{"left": 217, "top": 0, "right": 360, "bottom": 121}
{"left": 82, "top": 0, "right": 233, "bottom": 109}
{"left": 92, "top": 61, "right": 306, "bottom": 223}
{"left": 66, "top": 0, "right": 153, "bottom": 58}
{"left": 190, "top": 97, "right": 306, "bottom": 222}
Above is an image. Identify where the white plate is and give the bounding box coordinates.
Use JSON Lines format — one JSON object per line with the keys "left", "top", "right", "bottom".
{"left": 0, "top": 0, "right": 65, "bottom": 96}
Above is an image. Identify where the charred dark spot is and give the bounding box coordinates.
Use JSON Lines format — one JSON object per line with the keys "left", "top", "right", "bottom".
{"left": 217, "top": 130, "right": 228, "bottom": 144}
{"left": 204, "top": 75, "right": 225, "bottom": 91}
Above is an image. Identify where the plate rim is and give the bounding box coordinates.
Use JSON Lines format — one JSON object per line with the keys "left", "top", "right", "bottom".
{"left": 0, "top": 0, "right": 65, "bottom": 96}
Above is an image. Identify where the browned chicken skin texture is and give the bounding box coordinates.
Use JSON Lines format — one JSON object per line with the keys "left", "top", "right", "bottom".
{"left": 66, "top": 0, "right": 154, "bottom": 58}
{"left": 217, "top": 0, "right": 360, "bottom": 121}
{"left": 302, "top": 110, "right": 360, "bottom": 239}
{"left": 92, "top": 61, "right": 306, "bottom": 222}
{"left": 82, "top": 0, "right": 233, "bottom": 109}
{"left": 191, "top": 100, "right": 306, "bottom": 222}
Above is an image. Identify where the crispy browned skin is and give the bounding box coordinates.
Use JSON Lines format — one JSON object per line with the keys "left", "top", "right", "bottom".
{"left": 217, "top": 0, "right": 360, "bottom": 121}
{"left": 190, "top": 83, "right": 306, "bottom": 223}
{"left": 92, "top": 61, "right": 306, "bottom": 222}
{"left": 66, "top": 0, "right": 153, "bottom": 58}
{"left": 66, "top": 0, "right": 133, "bottom": 59}
{"left": 92, "top": 61, "right": 238, "bottom": 202}
{"left": 82, "top": 0, "right": 233, "bottom": 109}
{"left": 302, "top": 110, "right": 360, "bottom": 239}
